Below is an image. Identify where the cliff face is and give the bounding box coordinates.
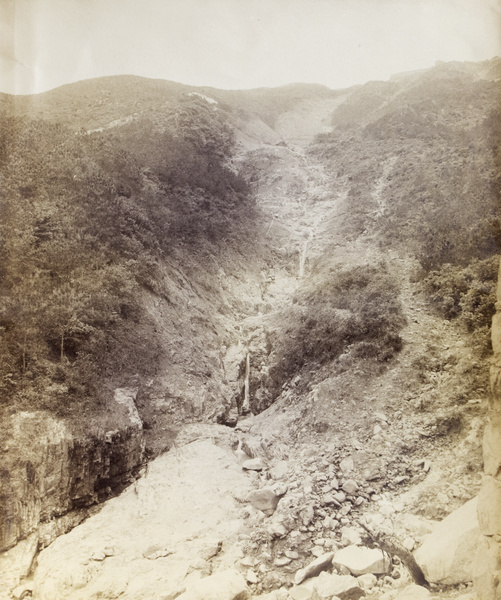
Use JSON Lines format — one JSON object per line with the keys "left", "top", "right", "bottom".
{"left": 0, "top": 388, "right": 144, "bottom": 552}
{"left": 476, "top": 261, "right": 501, "bottom": 599}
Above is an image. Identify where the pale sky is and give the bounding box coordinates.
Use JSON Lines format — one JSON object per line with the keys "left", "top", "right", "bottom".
{"left": 1, "top": 0, "right": 500, "bottom": 95}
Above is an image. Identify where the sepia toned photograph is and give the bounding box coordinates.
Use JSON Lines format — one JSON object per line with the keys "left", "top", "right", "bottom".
{"left": 0, "top": 1, "right": 500, "bottom": 598}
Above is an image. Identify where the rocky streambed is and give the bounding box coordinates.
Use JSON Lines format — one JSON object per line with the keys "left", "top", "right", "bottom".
{"left": 1, "top": 417, "right": 481, "bottom": 600}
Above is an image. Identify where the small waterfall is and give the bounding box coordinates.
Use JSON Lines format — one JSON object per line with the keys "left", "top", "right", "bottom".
{"left": 242, "top": 352, "right": 251, "bottom": 414}
{"left": 299, "top": 231, "right": 313, "bottom": 278}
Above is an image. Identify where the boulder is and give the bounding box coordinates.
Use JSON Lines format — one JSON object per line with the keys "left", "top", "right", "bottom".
{"left": 357, "top": 573, "right": 377, "bottom": 590}
{"left": 248, "top": 488, "right": 280, "bottom": 515}
{"left": 333, "top": 545, "right": 389, "bottom": 576}
{"left": 313, "top": 572, "right": 365, "bottom": 599}
{"left": 414, "top": 497, "right": 480, "bottom": 584}
{"left": 175, "top": 569, "right": 250, "bottom": 600}
{"left": 342, "top": 480, "right": 359, "bottom": 495}
{"left": 294, "top": 552, "right": 335, "bottom": 585}
{"left": 242, "top": 458, "right": 266, "bottom": 471}
{"left": 288, "top": 583, "right": 319, "bottom": 600}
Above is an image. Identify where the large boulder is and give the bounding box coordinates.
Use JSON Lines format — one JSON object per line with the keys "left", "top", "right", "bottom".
{"left": 414, "top": 497, "right": 480, "bottom": 585}
{"left": 333, "top": 545, "right": 389, "bottom": 576}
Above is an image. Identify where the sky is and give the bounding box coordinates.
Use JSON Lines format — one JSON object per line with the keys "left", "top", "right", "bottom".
{"left": 1, "top": 0, "right": 500, "bottom": 95}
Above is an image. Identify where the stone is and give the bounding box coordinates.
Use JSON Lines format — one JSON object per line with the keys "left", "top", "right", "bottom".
{"left": 414, "top": 497, "right": 480, "bottom": 584}
{"left": 393, "top": 584, "right": 430, "bottom": 599}
{"left": 357, "top": 573, "right": 377, "bottom": 590}
{"left": 402, "top": 537, "right": 415, "bottom": 552}
{"left": 294, "top": 552, "right": 335, "bottom": 585}
{"left": 342, "top": 480, "right": 359, "bottom": 495}
{"left": 270, "top": 524, "right": 289, "bottom": 540}
{"left": 285, "top": 550, "right": 300, "bottom": 559}
{"left": 176, "top": 569, "right": 250, "bottom": 600}
{"left": 248, "top": 488, "right": 280, "bottom": 515}
{"left": 478, "top": 476, "right": 501, "bottom": 535}
{"left": 340, "top": 527, "right": 362, "bottom": 547}
{"left": 288, "top": 583, "right": 319, "bottom": 600}
{"left": 313, "top": 572, "right": 365, "bottom": 599}
{"left": 333, "top": 545, "right": 389, "bottom": 576}
{"left": 242, "top": 458, "right": 265, "bottom": 471}
{"left": 246, "top": 569, "right": 259, "bottom": 584}
{"left": 275, "top": 557, "right": 292, "bottom": 566}
{"left": 333, "top": 491, "right": 347, "bottom": 503}
{"left": 340, "top": 457, "right": 354, "bottom": 472}
{"left": 301, "top": 505, "right": 315, "bottom": 526}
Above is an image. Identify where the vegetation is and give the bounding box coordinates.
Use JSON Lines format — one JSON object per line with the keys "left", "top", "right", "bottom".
{"left": 267, "top": 264, "right": 405, "bottom": 395}
{"left": 312, "top": 65, "right": 500, "bottom": 349}
{"left": 0, "top": 94, "right": 254, "bottom": 415}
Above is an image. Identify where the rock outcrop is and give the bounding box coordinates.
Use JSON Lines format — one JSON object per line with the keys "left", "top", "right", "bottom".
{"left": 475, "top": 259, "right": 501, "bottom": 600}
{"left": 414, "top": 497, "right": 479, "bottom": 584}
{"left": 0, "top": 388, "right": 144, "bottom": 553}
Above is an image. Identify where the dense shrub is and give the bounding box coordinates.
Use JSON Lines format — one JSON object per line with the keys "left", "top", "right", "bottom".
{"left": 424, "top": 256, "right": 498, "bottom": 352}
{"left": 0, "top": 99, "right": 254, "bottom": 412}
{"left": 268, "top": 264, "right": 405, "bottom": 388}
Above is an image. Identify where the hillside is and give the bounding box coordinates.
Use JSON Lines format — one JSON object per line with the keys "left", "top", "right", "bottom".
{"left": 0, "top": 58, "right": 500, "bottom": 599}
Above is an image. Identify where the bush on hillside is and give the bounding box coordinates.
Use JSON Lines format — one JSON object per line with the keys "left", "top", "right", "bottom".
{"left": 267, "top": 264, "right": 405, "bottom": 393}
{"left": 423, "top": 256, "right": 498, "bottom": 353}
{"left": 0, "top": 105, "right": 254, "bottom": 413}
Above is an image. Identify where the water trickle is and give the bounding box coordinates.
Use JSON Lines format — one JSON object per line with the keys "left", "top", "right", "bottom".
{"left": 242, "top": 352, "right": 251, "bottom": 414}
{"left": 299, "top": 231, "right": 313, "bottom": 278}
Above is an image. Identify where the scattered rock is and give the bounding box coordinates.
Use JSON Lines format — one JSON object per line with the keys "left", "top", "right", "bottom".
{"left": 333, "top": 545, "right": 389, "bottom": 576}
{"left": 248, "top": 488, "right": 280, "bottom": 515}
{"left": 288, "top": 583, "right": 318, "bottom": 600}
{"left": 294, "top": 552, "right": 335, "bottom": 585}
{"left": 357, "top": 573, "right": 377, "bottom": 590}
{"left": 274, "top": 557, "right": 292, "bottom": 566}
{"left": 313, "top": 571, "right": 365, "bottom": 599}
{"left": 300, "top": 506, "right": 315, "bottom": 526}
{"left": 414, "top": 497, "right": 480, "bottom": 584}
{"left": 340, "top": 527, "right": 362, "bottom": 547}
{"left": 246, "top": 569, "right": 259, "bottom": 584}
{"left": 342, "top": 480, "right": 359, "bottom": 495}
{"left": 242, "top": 458, "right": 266, "bottom": 471}
{"left": 268, "top": 522, "right": 288, "bottom": 538}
